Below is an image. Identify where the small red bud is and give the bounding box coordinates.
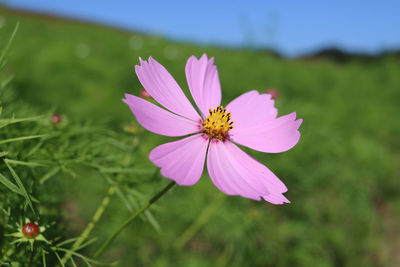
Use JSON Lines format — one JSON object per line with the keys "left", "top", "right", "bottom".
{"left": 52, "top": 113, "right": 62, "bottom": 124}
{"left": 140, "top": 89, "right": 152, "bottom": 99}
{"left": 22, "top": 222, "right": 39, "bottom": 238}
{"left": 265, "top": 88, "right": 279, "bottom": 100}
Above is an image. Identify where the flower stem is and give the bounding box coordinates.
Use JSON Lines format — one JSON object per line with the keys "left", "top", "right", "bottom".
{"left": 28, "top": 245, "right": 35, "bottom": 267}
{"left": 93, "top": 181, "right": 176, "bottom": 259}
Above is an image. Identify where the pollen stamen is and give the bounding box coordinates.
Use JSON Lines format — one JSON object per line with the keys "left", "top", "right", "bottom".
{"left": 201, "top": 105, "right": 234, "bottom": 140}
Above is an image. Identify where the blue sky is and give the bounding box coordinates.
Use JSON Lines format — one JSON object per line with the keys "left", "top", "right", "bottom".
{"left": 3, "top": 0, "right": 400, "bottom": 57}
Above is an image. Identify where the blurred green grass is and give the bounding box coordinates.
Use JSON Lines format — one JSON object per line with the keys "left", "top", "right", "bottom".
{"left": 1, "top": 7, "right": 400, "bottom": 267}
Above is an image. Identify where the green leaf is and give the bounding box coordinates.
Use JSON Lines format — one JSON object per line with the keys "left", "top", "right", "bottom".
{"left": 55, "top": 237, "right": 80, "bottom": 248}
{"left": 73, "top": 237, "right": 98, "bottom": 252}
{"left": 0, "top": 172, "right": 23, "bottom": 196}
{"left": 4, "top": 159, "right": 35, "bottom": 214}
{"left": 39, "top": 166, "right": 61, "bottom": 184}
{"left": 70, "top": 257, "right": 78, "bottom": 267}
{"left": 0, "top": 75, "right": 14, "bottom": 89}
{"left": 26, "top": 140, "right": 44, "bottom": 157}
{"left": 54, "top": 247, "right": 114, "bottom": 266}
{"left": 42, "top": 249, "right": 48, "bottom": 267}
{"left": 144, "top": 210, "right": 161, "bottom": 233}
{"left": 53, "top": 250, "right": 66, "bottom": 267}
{"left": 0, "top": 22, "right": 19, "bottom": 66}
{"left": 5, "top": 159, "right": 47, "bottom": 167}
{"left": 0, "top": 115, "right": 45, "bottom": 129}
{"left": 0, "top": 134, "right": 49, "bottom": 145}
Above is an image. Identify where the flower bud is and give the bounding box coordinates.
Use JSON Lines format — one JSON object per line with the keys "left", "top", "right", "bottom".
{"left": 265, "top": 88, "right": 279, "bottom": 100}
{"left": 140, "top": 89, "right": 152, "bottom": 99}
{"left": 52, "top": 113, "right": 62, "bottom": 124}
{"left": 22, "top": 222, "right": 39, "bottom": 238}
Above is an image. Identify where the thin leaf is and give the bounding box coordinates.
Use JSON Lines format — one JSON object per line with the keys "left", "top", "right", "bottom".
{"left": 0, "top": 151, "right": 9, "bottom": 157}
{"left": 5, "top": 159, "right": 46, "bottom": 167}
{"left": 56, "top": 237, "right": 80, "bottom": 248}
{"left": 0, "top": 22, "right": 19, "bottom": 66}
{"left": 55, "top": 247, "right": 113, "bottom": 266}
{"left": 144, "top": 210, "right": 161, "bottom": 232}
{"left": 0, "top": 172, "right": 23, "bottom": 196}
{"left": 61, "top": 165, "right": 77, "bottom": 178}
{"left": 0, "top": 134, "right": 49, "bottom": 145}
{"left": 104, "top": 174, "right": 133, "bottom": 213}
{"left": 73, "top": 237, "right": 98, "bottom": 252}
{"left": 42, "top": 249, "right": 48, "bottom": 267}
{"left": 125, "top": 192, "right": 160, "bottom": 232}
{"left": 4, "top": 159, "right": 35, "bottom": 213}
{"left": 0, "top": 115, "right": 44, "bottom": 126}
{"left": 0, "top": 75, "right": 13, "bottom": 89}
{"left": 30, "top": 195, "right": 40, "bottom": 204}
{"left": 26, "top": 140, "right": 44, "bottom": 157}
{"left": 53, "top": 250, "right": 65, "bottom": 267}
{"left": 70, "top": 257, "right": 78, "bottom": 267}
{"left": 40, "top": 166, "right": 60, "bottom": 184}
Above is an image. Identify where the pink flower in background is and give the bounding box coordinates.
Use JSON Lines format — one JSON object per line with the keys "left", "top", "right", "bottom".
{"left": 123, "top": 54, "right": 302, "bottom": 204}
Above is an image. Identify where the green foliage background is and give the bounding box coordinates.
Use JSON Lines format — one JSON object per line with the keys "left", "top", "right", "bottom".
{"left": 1, "top": 8, "right": 400, "bottom": 266}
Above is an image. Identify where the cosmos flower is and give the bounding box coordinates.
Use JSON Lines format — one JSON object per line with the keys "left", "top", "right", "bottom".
{"left": 123, "top": 54, "right": 302, "bottom": 204}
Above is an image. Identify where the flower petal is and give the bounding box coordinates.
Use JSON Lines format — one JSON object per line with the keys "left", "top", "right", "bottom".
{"left": 123, "top": 94, "right": 201, "bottom": 137}
{"left": 230, "top": 112, "right": 302, "bottom": 153}
{"left": 226, "top": 90, "right": 277, "bottom": 131}
{"left": 206, "top": 140, "right": 289, "bottom": 204}
{"left": 185, "top": 54, "right": 221, "bottom": 117}
{"left": 149, "top": 134, "right": 208, "bottom": 186}
{"left": 135, "top": 57, "right": 200, "bottom": 121}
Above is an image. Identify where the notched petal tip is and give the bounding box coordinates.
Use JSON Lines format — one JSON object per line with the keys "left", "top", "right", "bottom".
{"left": 288, "top": 111, "right": 297, "bottom": 120}
{"left": 263, "top": 193, "right": 291, "bottom": 205}
{"left": 296, "top": 118, "right": 303, "bottom": 129}
{"left": 148, "top": 56, "right": 158, "bottom": 65}
{"left": 207, "top": 141, "right": 289, "bottom": 204}
{"left": 138, "top": 56, "right": 146, "bottom": 65}
{"left": 123, "top": 93, "right": 132, "bottom": 99}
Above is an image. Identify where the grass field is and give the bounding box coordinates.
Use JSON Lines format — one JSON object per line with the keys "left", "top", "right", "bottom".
{"left": 1, "top": 7, "right": 400, "bottom": 267}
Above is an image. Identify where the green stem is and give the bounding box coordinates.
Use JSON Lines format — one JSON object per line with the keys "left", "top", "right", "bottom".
{"left": 93, "top": 181, "right": 176, "bottom": 259}
{"left": 60, "top": 184, "right": 116, "bottom": 264}
{"left": 174, "top": 193, "right": 225, "bottom": 249}
{"left": 28, "top": 245, "right": 35, "bottom": 267}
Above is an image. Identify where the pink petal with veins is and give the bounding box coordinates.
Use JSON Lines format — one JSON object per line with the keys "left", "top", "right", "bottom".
{"left": 123, "top": 94, "right": 200, "bottom": 137}
{"left": 231, "top": 112, "right": 302, "bottom": 153}
{"left": 207, "top": 140, "right": 290, "bottom": 204}
{"left": 185, "top": 54, "right": 221, "bottom": 117}
{"left": 149, "top": 134, "right": 208, "bottom": 186}
{"left": 135, "top": 57, "right": 200, "bottom": 121}
{"left": 226, "top": 90, "right": 277, "bottom": 130}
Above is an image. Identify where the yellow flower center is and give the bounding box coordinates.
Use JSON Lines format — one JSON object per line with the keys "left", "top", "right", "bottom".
{"left": 201, "top": 105, "right": 234, "bottom": 140}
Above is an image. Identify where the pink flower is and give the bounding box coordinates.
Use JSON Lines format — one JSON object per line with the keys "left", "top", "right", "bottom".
{"left": 123, "top": 54, "right": 302, "bottom": 204}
